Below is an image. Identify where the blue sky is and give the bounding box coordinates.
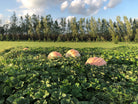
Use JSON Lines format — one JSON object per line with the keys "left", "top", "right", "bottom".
{"left": 0, "top": 0, "right": 138, "bottom": 25}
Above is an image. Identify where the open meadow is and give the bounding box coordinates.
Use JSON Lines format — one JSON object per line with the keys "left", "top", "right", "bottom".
{"left": 0, "top": 41, "right": 138, "bottom": 52}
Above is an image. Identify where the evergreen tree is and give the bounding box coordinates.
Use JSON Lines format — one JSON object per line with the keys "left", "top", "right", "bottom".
{"left": 24, "top": 14, "right": 30, "bottom": 36}
{"left": 90, "top": 17, "right": 98, "bottom": 41}
{"left": 129, "top": 18, "right": 133, "bottom": 25}
{"left": 10, "top": 12, "right": 18, "bottom": 40}
{"left": 79, "top": 18, "right": 85, "bottom": 35}
{"left": 43, "top": 16, "right": 50, "bottom": 41}
{"left": 60, "top": 18, "right": 66, "bottom": 34}
{"left": 86, "top": 18, "right": 90, "bottom": 35}
{"left": 3, "top": 24, "right": 9, "bottom": 40}
{"left": 19, "top": 16, "right": 25, "bottom": 36}
{"left": 28, "top": 17, "right": 34, "bottom": 40}
{"left": 101, "top": 18, "right": 109, "bottom": 40}
{"left": 108, "top": 19, "right": 116, "bottom": 42}
{"left": 134, "top": 29, "right": 138, "bottom": 42}
{"left": 67, "top": 19, "right": 71, "bottom": 34}
{"left": 133, "top": 19, "right": 137, "bottom": 40}
{"left": 31, "top": 14, "right": 39, "bottom": 35}
{"left": 53, "top": 20, "right": 60, "bottom": 35}
{"left": 70, "top": 17, "right": 78, "bottom": 41}
{"left": 46, "top": 15, "right": 53, "bottom": 36}
{"left": 116, "top": 16, "right": 125, "bottom": 41}
{"left": 97, "top": 18, "right": 102, "bottom": 39}
{"left": 40, "top": 16, "right": 44, "bottom": 39}
{"left": 36, "top": 18, "right": 42, "bottom": 41}
{"left": 123, "top": 16, "right": 133, "bottom": 41}
{"left": 0, "top": 26, "right": 4, "bottom": 41}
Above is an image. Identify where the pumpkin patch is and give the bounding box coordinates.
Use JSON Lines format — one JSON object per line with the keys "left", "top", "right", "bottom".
{"left": 0, "top": 46, "right": 137, "bottom": 104}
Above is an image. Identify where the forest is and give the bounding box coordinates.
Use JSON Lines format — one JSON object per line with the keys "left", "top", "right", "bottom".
{"left": 0, "top": 12, "right": 138, "bottom": 43}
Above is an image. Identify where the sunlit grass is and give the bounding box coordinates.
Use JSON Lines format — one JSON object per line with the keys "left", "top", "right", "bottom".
{"left": 0, "top": 41, "right": 138, "bottom": 52}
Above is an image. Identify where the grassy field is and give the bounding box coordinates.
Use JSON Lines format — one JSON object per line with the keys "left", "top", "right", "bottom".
{"left": 0, "top": 41, "right": 138, "bottom": 52}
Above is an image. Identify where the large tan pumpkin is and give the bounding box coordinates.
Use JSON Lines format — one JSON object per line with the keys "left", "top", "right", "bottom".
{"left": 85, "top": 57, "right": 106, "bottom": 66}
{"left": 48, "top": 51, "right": 62, "bottom": 59}
{"left": 23, "top": 48, "right": 28, "bottom": 50}
{"left": 65, "top": 49, "right": 80, "bottom": 57}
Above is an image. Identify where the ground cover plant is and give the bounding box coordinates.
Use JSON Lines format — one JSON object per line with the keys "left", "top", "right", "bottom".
{"left": 0, "top": 46, "right": 138, "bottom": 104}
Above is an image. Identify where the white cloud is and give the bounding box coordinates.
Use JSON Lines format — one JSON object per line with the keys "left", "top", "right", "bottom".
{"left": 69, "top": 0, "right": 86, "bottom": 15}
{"left": 16, "top": 0, "right": 47, "bottom": 16}
{"left": 17, "top": 0, "right": 64, "bottom": 9}
{"left": 104, "top": 0, "right": 122, "bottom": 10}
{"left": 61, "top": 1, "right": 69, "bottom": 11}
{"left": 15, "top": 0, "right": 110, "bottom": 16}
{"left": 17, "top": 0, "right": 47, "bottom": 9}
{"left": 6, "top": 0, "right": 122, "bottom": 18}
{"left": 67, "top": 0, "right": 104, "bottom": 15}
{"left": 16, "top": 0, "right": 65, "bottom": 16}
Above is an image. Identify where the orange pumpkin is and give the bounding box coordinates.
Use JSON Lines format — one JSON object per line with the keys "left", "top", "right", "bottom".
{"left": 65, "top": 49, "right": 80, "bottom": 57}
{"left": 48, "top": 51, "right": 62, "bottom": 59}
{"left": 23, "top": 48, "right": 28, "bottom": 50}
{"left": 85, "top": 57, "right": 106, "bottom": 66}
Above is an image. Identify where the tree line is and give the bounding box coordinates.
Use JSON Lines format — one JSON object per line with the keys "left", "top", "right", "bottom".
{"left": 0, "top": 12, "right": 138, "bottom": 43}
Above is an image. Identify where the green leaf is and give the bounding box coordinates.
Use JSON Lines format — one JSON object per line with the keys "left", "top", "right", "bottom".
{"left": 34, "top": 91, "right": 43, "bottom": 99}
{"left": 0, "top": 98, "right": 4, "bottom": 104}
{"left": 4, "top": 86, "right": 12, "bottom": 95}
{"left": 43, "top": 90, "right": 49, "bottom": 98}
{"left": 131, "top": 102, "right": 137, "bottom": 104}
{"left": 13, "top": 97, "right": 30, "bottom": 104}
